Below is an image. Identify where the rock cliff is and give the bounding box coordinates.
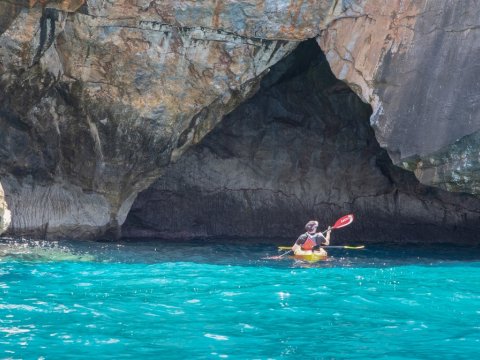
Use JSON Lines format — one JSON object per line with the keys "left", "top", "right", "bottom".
{"left": 0, "top": 0, "right": 300, "bottom": 238}
{"left": 318, "top": 0, "right": 480, "bottom": 194}
{"left": 1, "top": 1, "right": 480, "bottom": 242}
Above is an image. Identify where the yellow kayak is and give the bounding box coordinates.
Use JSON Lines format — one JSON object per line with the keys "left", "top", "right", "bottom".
{"left": 277, "top": 245, "right": 364, "bottom": 263}
{"left": 291, "top": 252, "right": 328, "bottom": 263}
{"left": 277, "top": 247, "right": 328, "bottom": 263}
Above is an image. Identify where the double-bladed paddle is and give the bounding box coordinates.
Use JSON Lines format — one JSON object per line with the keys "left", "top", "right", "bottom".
{"left": 323, "top": 214, "right": 354, "bottom": 233}
{"left": 266, "top": 214, "right": 357, "bottom": 259}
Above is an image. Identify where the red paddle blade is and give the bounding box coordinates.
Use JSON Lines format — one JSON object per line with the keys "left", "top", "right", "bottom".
{"left": 332, "top": 214, "right": 354, "bottom": 229}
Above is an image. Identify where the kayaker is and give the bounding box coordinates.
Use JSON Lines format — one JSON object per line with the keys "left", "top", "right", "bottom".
{"left": 292, "top": 220, "right": 331, "bottom": 256}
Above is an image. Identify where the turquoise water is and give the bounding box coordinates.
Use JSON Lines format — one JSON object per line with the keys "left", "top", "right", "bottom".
{"left": 1, "top": 239, "right": 480, "bottom": 359}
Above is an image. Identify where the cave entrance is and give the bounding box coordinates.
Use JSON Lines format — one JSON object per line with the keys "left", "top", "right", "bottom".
{"left": 122, "top": 39, "right": 480, "bottom": 244}
{"left": 123, "top": 39, "right": 376, "bottom": 242}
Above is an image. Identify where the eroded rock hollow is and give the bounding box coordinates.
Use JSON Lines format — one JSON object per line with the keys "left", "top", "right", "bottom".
{"left": 124, "top": 41, "right": 480, "bottom": 244}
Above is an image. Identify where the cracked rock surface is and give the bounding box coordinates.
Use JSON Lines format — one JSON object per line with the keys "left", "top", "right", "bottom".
{"left": 0, "top": 1, "right": 303, "bottom": 238}
{"left": 319, "top": 0, "right": 480, "bottom": 195}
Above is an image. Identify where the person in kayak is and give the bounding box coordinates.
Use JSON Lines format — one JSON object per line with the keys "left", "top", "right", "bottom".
{"left": 292, "top": 220, "right": 331, "bottom": 256}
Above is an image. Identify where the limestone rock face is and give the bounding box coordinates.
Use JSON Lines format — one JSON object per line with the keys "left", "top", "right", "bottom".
{"left": 318, "top": 0, "right": 480, "bottom": 194}
{"left": 0, "top": 1, "right": 84, "bottom": 35}
{"left": 0, "top": 1, "right": 309, "bottom": 239}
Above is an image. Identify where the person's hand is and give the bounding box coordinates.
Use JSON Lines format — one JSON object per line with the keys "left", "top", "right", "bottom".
{"left": 327, "top": 226, "right": 332, "bottom": 233}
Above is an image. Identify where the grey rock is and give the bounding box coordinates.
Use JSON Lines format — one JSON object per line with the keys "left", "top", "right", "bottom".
{"left": 0, "top": 2, "right": 299, "bottom": 239}
{"left": 319, "top": 0, "right": 480, "bottom": 195}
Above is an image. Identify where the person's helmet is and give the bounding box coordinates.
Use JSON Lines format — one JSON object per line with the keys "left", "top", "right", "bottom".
{"left": 305, "top": 220, "right": 319, "bottom": 232}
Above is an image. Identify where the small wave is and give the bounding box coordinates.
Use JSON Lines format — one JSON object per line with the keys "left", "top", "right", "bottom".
{"left": 95, "top": 338, "right": 120, "bottom": 344}
{"left": 204, "top": 333, "right": 229, "bottom": 341}
{"left": 221, "top": 291, "right": 243, "bottom": 297}
{"left": 0, "top": 327, "right": 31, "bottom": 336}
{"left": 186, "top": 299, "right": 201, "bottom": 303}
{"left": 0, "top": 304, "right": 36, "bottom": 311}
{"left": 239, "top": 323, "right": 255, "bottom": 330}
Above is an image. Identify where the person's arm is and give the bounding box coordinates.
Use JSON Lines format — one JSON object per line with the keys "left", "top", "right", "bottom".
{"left": 315, "top": 227, "right": 331, "bottom": 246}
{"left": 292, "top": 234, "right": 305, "bottom": 252}
{"left": 292, "top": 243, "right": 301, "bottom": 252}
{"left": 323, "top": 226, "right": 331, "bottom": 245}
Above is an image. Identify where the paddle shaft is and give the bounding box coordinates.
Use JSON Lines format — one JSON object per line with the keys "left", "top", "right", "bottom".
{"left": 320, "top": 245, "right": 364, "bottom": 249}
{"left": 278, "top": 249, "right": 293, "bottom": 258}
{"left": 278, "top": 245, "right": 364, "bottom": 250}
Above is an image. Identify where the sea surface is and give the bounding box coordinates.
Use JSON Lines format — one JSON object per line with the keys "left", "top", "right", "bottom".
{"left": 1, "top": 238, "right": 480, "bottom": 359}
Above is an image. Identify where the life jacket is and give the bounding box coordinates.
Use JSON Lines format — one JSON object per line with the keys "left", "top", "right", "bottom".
{"left": 301, "top": 234, "right": 316, "bottom": 250}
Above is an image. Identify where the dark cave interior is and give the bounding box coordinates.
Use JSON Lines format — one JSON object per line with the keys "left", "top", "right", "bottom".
{"left": 123, "top": 39, "right": 480, "bottom": 245}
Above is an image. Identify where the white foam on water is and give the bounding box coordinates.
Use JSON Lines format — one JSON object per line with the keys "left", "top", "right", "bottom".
{"left": 277, "top": 291, "right": 290, "bottom": 300}
{"left": 222, "top": 291, "right": 242, "bottom": 297}
{"left": 0, "top": 304, "right": 36, "bottom": 311}
{"left": 0, "top": 327, "right": 31, "bottom": 336}
{"left": 186, "top": 299, "right": 200, "bottom": 303}
{"left": 204, "top": 333, "right": 229, "bottom": 341}
{"left": 75, "top": 283, "right": 93, "bottom": 287}
{"left": 95, "top": 338, "right": 120, "bottom": 344}
{"left": 239, "top": 323, "right": 254, "bottom": 330}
